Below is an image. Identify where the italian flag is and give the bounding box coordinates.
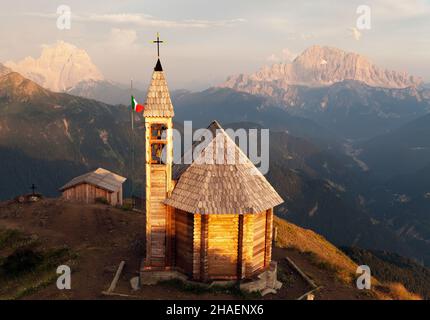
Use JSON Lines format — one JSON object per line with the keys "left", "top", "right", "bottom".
{"left": 131, "top": 95, "right": 144, "bottom": 112}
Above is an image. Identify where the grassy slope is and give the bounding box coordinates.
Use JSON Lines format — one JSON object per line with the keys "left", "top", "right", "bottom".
{"left": 274, "top": 216, "right": 357, "bottom": 283}
{"left": 0, "top": 198, "right": 422, "bottom": 300}
{"left": 273, "top": 216, "right": 421, "bottom": 300}
{"left": 0, "top": 228, "right": 77, "bottom": 299}
{"left": 343, "top": 246, "right": 430, "bottom": 299}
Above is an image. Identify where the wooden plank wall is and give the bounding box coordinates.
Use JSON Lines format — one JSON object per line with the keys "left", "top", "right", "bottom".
{"left": 63, "top": 185, "right": 87, "bottom": 203}
{"left": 192, "top": 214, "right": 202, "bottom": 280}
{"left": 148, "top": 165, "right": 167, "bottom": 268}
{"left": 252, "top": 211, "right": 267, "bottom": 274}
{"left": 237, "top": 215, "right": 244, "bottom": 279}
{"left": 186, "top": 211, "right": 273, "bottom": 281}
{"left": 175, "top": 210, "right": 194, "bottom": 276}
{"left": 264, "top": 208, "right": 273, "bottom": 268}
{"left": 242, "top": 214, "right": 254, "bottom": 278}
{"left": 62, "top": 184, "right": 115, "bottom": 205}
{"left": 200, "top": 215, "right": 209, "bottom": 281}
{"left": 207, "top": 214, "right": 238, "bottom": 279}
{"left": 166, "top": 206, "right": 175, "bottom": 267}
{"left": 144, "top": 117, "right": 173, "bottom": 270}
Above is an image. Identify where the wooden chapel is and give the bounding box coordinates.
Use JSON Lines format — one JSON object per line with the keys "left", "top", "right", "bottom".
{"left": 141, "top": 43, "right": 284, "bottom": 282}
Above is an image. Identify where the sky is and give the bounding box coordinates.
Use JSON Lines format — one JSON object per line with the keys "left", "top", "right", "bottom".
{"left": 0, "top": 0, "right": 429, "bottom": 90}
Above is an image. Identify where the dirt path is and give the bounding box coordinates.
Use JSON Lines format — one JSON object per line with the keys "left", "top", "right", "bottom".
{"left": 274, "top": 248, "right": 374, "bottom": 300}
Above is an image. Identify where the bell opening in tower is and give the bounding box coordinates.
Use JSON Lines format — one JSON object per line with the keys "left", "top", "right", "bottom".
{"left": 150, "top": 123, "right": 168, "bottom": 164}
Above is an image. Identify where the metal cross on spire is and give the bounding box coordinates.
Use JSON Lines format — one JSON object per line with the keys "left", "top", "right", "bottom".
{"left": 152, "top": 32, "right": 164, "bottom": 57}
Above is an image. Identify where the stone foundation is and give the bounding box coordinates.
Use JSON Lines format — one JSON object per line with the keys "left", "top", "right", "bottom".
{"left": 140, "top": 260, "right": 282, "bottom": 296}
{"left": 140, "top": 269, "right": 188, "bottom": 285}
{"left": 239, "top": 261, "right": 282, "bottom": 296}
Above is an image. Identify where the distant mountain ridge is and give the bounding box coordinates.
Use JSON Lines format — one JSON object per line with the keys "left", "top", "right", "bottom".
{"left": 222, "top": 45, "right": 422, "bottom": 90}
{"left": 0, "top": 72, "right": 53, "bottom": 101}
{"left": 219, "top": 46, "right": 429, "bottom": 139}
{"left": 360, "top": 112, "right": 430, "bottom": 179}
{"left": 5, "top": 41, "right": 104, "bottom": 92}
{"left": 0, "top": 71, "right": 144, "bottom": 199}
{"left": 67, "top": 79, "right": 147, "bottom": 105}
{"left": 3, "top": 41, "right": 147, "bottom": 105}
{"left": 284, "top": 80, "right": 429, "bottom": 139}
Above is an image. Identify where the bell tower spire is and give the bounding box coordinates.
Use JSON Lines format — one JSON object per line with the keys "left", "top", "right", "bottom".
{"left": 143, "top": 33, "right": 175, "bottom": 270}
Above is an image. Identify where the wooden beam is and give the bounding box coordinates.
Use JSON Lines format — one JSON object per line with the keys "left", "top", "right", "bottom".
{"left": 106, "top": 261, "right": 125, "bottom": 294}
{"left": 244, "top": 214, "right": 254, "bottom": 278}
{"left": 264, "top": 208, "right": 273, "bottom": 268}
{"left": 237, "top": 214, "right": 244, "bottom": 279}
{"left": 150, "top": 139, "right": 168, "bottom": 144}
{"left": 285, "top": 256, "right": 318, "bottom": 289}
{"left": 171, "top": 207, "right": 176, "bottom": 267}
{"left": 192, "top": 213, "right": 201, "bottom": 280}
{"left": 200, "top": 215, "right": 209, "bottom": 282}
{"left": 145, "top": 121, "right": 152, "bottom": 265}
{"left": 165, "top": 205, "right": 172, "bottom": 267}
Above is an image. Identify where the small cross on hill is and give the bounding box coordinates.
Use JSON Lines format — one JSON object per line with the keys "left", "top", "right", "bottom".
{"left": 30, "top": 183, "right": 37, "bottom": 195}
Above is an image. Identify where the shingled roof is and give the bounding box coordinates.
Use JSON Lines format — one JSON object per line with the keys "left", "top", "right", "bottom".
{"left": 172, "top": 121, "right": 220, "bottom": 180}
{"left": 59, "top": 168, "right": 126, "bottom": 192}
{"left": 143, "top": 59, "right": 174, "bottom": 118}
{"left": 165, "top": 121, "right": 284, "bottom": 214}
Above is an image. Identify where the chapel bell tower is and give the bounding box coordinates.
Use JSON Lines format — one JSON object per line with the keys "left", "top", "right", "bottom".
{"left": 143, "top": 34, "right": 175, "bottom": 270}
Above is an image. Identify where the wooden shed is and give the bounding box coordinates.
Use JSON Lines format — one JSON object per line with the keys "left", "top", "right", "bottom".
{"left": 141, "top": 57, "right": 284, "bottom": 282}
{"left": 59, "top": 168, "right": 126, "bottom": 206}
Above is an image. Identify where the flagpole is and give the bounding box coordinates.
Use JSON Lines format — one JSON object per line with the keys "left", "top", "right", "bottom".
{"left": 131, "top": 80, "right": 135, "bottom": 132}
{"left": 130, "top": 79, "right": 135, "bottom": 207}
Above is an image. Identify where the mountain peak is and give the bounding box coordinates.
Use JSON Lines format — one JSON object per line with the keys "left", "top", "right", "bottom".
{"left": 5, "top": 41, "right": 104, "bottom": 92}
{"left": 222, "top": 45, "right": 422, "bottom": 90}
{"left": 0, "top": 63, "right": 12, "bottom": 77}
{"left": 0, "top": 72, "right": 50, "bottom": 101}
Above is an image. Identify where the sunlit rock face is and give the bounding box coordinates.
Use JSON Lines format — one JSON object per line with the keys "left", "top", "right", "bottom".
{"left": 221, "top": 45, "right": 422, "bottom": 92}
{"left": 5, "top": 41, "right": 103, "bottom": 92}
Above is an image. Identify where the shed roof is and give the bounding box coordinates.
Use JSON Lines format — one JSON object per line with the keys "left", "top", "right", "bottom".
{"left": 143, "top": 59, "right": 175, "bottom": 118}
{"left": 59, "top": 168, "right": 126, "bottom": 192}
{"left": 165, "top": 121, "right": 284, "bottom": 214}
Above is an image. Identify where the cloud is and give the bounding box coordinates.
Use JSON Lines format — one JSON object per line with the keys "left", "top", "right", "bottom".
{"left": 267, "top": 48, "right": 297, "bottom": 62}
{"left": 348, "top": 27, "right": 362, "bottom": 41}
{"left": 372, "top": 0, "right": 430, "bottom": 20}
{"left": 267, "top": 54, "right": 279, "bottom": 62}
{"left": 24, "top": 12, "right": 246, "bottom": 29}
{"left": 109, "top": 28, "right": 138, "bottom": 47}
{"left": 87, "top": 14, "right": 246, "bottom": 28}
{"left": 280, "top": 48, "right": 297, "bottom": 61}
